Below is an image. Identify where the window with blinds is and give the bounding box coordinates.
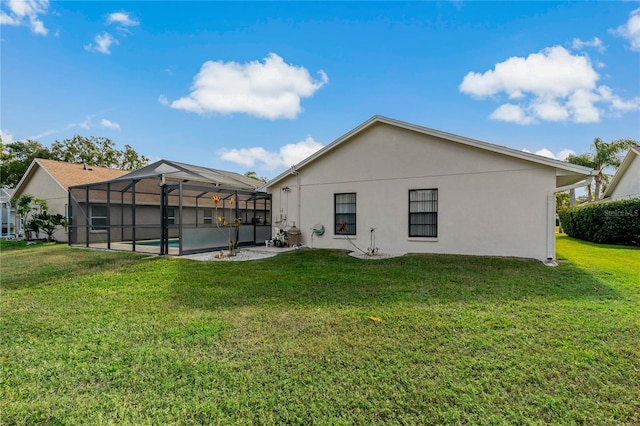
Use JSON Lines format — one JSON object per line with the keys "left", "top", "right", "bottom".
{"left": 409, "top": 189, "right": 438, "bottom": 237}
{"left": 90, "top": 205, "right": 108, "bottom": 232}
{"left": 335, "top": 193, "right": 356, "bottom": 235}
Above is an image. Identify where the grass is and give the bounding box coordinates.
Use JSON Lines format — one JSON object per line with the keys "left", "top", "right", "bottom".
{"left": 1, "top": 236, "right": 639, "bottom": 425}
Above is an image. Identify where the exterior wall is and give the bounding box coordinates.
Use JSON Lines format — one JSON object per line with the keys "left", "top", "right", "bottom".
{"left": 15, "top": 168, "right": 70, "bottom": 242}
{"left": 610, "top": 154, "right": 640, "bottom": 200}
{"left": 269, "top": 123, "right": 557, "bottom": 260}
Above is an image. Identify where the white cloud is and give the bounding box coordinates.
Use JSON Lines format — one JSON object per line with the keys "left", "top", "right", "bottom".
{"left": 85, "top": 11, "right": 138, "bottom": 55}
{"left": 28, "top": 129, "right": 57, "bottom": 140}
{"left": 611, "top": 8, "right": 640, "bottom": 51}
{"left": 0, "top": 11, "right": 20, "bottom": 26}
{"left": 556, "top": 149, "right": 575, "bottom": 161}
{"left": 0, "top": 0, "right": 49, "bottom": 35}
{"left": 67, "top": 117, "right": 92, "bottom": 130}
{"left": 598, "top": 85, "right": 640, "bottom": 114}
{"left": 460, "top": 45, "right": 639, "bottom": 124}
{"left": 571, "top": 37, "right": 605, "bottom": 53}
{"left": 489, "top": 104, "right": 534, "bottom": 125}
{"left": 531, "top": 98, "right": 570, "bottom": 122}
{"left": 219, "top": 136, "right": 324, "bottom": 170}
{"left": 0, "top": 129, "right": 15, "bottom": 144}
{"left": 534, "top": 148, "right": 556, "bottom": 159}
{"left": 107, "top": 12, "right": 139, "bottom": 27}
{"left": 101, "top": 119, "right": 120, "bottom": 130}
{"left": 25, "top": 114, "right": 101, "bottom": 140}
{"left": 166, "top": 53, "right": 329, "bottom": 119}
{"left": 63, "top": 114, "right": 97, "bottom": 132}
{"left": 522, "top": 148, "right": 575, "bottom": 161}
{"left": 85, "top": 32, "right": 118, "bottom": 54}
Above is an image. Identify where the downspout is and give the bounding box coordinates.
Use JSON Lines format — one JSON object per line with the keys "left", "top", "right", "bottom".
{"left": 290, "top": 166, "right": 301, "bottom": 228}
{"left": 546, "top": 176, "right": 593, "bottom": 262}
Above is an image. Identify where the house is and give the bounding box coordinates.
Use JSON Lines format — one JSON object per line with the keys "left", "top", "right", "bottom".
{"left": 0, "top": 188, "right": 16, "bottom": 239}
{"left": 67, "top": 159, "right": 271, "bottom": 255}
{"left": 264, "top": 116, "right": 595, "bottom": 261}
{"left": 12, "top": 158, "right": 129, "bottom": 241}
{"left": 602, "top": 146, "right": 640, "bottom": 201}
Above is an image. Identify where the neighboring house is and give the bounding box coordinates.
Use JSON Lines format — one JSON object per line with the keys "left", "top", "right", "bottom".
{"left": 602, "top": 146, "right": 640, "bottom": 201}
{"left": 12, "top": 159, "right": 129, "bottom": 241}
{"left": 0, "top": 188, "right": 17, "bottom": 238}
{"left": 264, "top": 116, "right": 595, "bottom": 261}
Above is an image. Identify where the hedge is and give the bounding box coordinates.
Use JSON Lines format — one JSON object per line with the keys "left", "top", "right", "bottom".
{"left": 559, "top": 198, "right": 640, "bottom": 246}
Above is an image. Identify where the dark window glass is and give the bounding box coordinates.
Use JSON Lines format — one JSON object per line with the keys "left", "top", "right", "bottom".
{"left": 409, "top": 189, "right": 438, "bottom": 237}
{"left": 91, "top": 205, "right": 108, "bottom": 231}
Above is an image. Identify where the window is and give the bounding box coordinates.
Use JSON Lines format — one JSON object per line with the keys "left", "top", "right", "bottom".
{"left": 203, "top": 208, "right": 213, "bottom": 224}
{"left": 90, "top": 205, "right": 108, "bottom": 232}
{"left": 335, "top": 193, "right": 356, "bottom": 235}
{"left": 167, "top": 207, "right": 175, "bottom": 225}
{"left": 409, "top": 189, "right": 438, "bottom": 237}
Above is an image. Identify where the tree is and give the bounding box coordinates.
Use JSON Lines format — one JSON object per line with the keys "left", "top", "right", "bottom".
{"left": 27, "top": 212, "right": 67, "bottom": 242}
{"left": 50, "top": 135, "right": 149, "bottom": 169}
{"left": 244, "top": 171, "right": 268, "bottom": 183}
{"left": 591, "top": 138, "right": 637, "bottom": 201}
{"left": 0, "top": 135, "right": 149, "bottom": 188}
{"left": 0, "top": 139, "right": 53, "bottom": 188}
{"left": 121, "top": 144, "right": 149, "bottom": 170}
{"left": 556, "top": 192, "right": 569, "bottom": 213}
{"left": 15, "top": 194, "right": 47, "bottom": 240}
{"left": 565, "top": 153, "right": 596, "bottom": 206}
{"left": 565, "top": 138, "right": 637, "bottom": 203}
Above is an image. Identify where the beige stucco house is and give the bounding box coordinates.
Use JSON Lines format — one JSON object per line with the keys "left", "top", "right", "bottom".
{"left": 12, "top": 158, "right": 129, "bottom": 241}
{"left": 602, "top": 147, "right": 640, "bottom": 201}
{"left": 264, "top": 116, "right": 595, "bottom": 261}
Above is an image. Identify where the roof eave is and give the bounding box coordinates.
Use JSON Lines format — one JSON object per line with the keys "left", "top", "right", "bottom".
{"left": 265, "top": 115, "right": 596, "bottom": 188}
{"left": 13, "top": 158, "right": 69, "bottom": 197}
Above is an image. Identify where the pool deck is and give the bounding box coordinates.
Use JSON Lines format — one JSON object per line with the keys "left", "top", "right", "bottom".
{"left": 71, "top": 241, "right": 294, "bottom": 258}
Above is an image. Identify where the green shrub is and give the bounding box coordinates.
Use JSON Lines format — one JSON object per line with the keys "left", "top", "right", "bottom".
{"left": 559, "top": 198, "right": 640, "bottom": 246}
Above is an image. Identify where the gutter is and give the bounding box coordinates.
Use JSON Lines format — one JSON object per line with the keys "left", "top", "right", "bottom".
{"left": 546, "top": 176, "right": 593, "bottom": 263}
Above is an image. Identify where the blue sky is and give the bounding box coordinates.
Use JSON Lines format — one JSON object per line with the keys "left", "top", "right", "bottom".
{"left": 2, "top": 1, "right": 639, "bottom": 178}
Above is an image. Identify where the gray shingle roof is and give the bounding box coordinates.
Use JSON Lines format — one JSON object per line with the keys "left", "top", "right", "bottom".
{"left": 113, "top": 159, "right": 260, "bottom": 190}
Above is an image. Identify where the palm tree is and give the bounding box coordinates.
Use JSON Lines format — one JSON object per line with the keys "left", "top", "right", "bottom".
{"left": 566, "top": 138, "right": 638, "bottom": 204}
{"left": 591, "top": 138, "right": 638, "bottom": 201}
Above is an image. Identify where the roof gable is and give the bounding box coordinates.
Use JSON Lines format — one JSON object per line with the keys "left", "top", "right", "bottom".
{"left": 264, "top": 115, "right": 595, "bottom": 189}
{"left": 14, "top": 158, "right": 129, "bottom": 196}
{"left": 603, "top": 146, "right": 640, "bottom": 198}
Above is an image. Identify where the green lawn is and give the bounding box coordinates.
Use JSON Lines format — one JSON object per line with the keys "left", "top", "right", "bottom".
{"left": 1, "top": 237, "right": 638, "bottom": 425}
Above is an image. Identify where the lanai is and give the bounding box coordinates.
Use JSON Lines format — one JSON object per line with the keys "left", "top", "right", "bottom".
{"left": 68, "top": 160, "right": 271, "bottom": 255}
